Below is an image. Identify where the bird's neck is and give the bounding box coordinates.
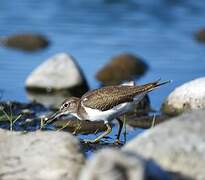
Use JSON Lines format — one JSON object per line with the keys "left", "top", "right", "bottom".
{"left": 72, "top": 99, "right": 84, "bottom": 120}
{"left": 70, "top": 112, "right": 80, "bottom": 119}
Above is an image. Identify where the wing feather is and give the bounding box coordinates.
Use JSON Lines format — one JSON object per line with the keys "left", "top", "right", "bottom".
{"left": 81, "top": 80, "right": 170, "bottom": 111}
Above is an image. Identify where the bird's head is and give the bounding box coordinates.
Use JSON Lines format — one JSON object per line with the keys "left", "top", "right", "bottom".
{"left": 45, "top": 97, "right": 80, "bottom": 124}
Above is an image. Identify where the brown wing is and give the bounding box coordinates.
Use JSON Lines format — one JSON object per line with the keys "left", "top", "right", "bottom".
{"left": 81, "top": 80, "right": 170, "bottom": 111}
{"left": 81, "top": 86, "right": 143, "bottom": 111}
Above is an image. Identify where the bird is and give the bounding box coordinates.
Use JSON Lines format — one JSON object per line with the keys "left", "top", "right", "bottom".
{"left": 45, "top": 79, "right": 171, "bottom": 143}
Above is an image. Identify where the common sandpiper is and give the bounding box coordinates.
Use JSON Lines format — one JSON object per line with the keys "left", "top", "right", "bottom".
{"left": 46, "top": 79, "right": 171, "bottom": 143}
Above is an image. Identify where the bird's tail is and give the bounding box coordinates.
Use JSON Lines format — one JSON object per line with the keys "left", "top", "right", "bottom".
{"left": 135, "top": 79, "right": 172, "bottom": 93}
{"left": 152, "top": 79, "right": 172, "bottom": 88}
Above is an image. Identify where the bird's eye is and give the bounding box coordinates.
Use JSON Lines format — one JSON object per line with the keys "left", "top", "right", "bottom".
{"left": 64, "top": 103, "right": 69, "bottom": 108}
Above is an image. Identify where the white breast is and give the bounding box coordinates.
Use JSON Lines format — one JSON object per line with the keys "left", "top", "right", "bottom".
{"left": 82, "top": 92, "right": 147, "bottom": 122}
{"left": 82, "top": 102, "right": 133, "bottom": 122}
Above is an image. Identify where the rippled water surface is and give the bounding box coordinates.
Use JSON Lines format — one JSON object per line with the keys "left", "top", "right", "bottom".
{"left": 0, "top": 0, "right": 205, "bottom": 145}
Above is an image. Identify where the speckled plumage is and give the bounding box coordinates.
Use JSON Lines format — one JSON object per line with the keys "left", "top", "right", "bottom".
{"left": 47, "top": 79, "right": 170, "bottom": 143}
{"left": 81, "top": 80, "right": 162, "bottom": 111}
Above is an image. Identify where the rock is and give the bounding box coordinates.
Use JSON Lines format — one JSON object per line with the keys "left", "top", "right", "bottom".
{"left": 0, "top": 33, "right": 49, "bottom": 51}
{"left": 79, "top": 149, "right": 170, "bottom": 180}
{"left": 96, "top": 54, "right": 148, "bottom": 85}
{"left": 195, "top": 28, "right": 205, "bottom": 42}
{"left": 130, "top": 94, "right": 150, "bottom": 115}
{"left": 122, "top": 114, "right": 169, "bottom": 129}
{"left": 161, "top": 77, "right": 205, "bottom": 116}
{"left": 123, "top": 110, "right": 205, "bottom": 180}
{"left": 0, "top": 129, "right": 85, "bottom": 180}
{"left": 53, "top": 119, "right": 106, "bottom": 134}
{"left": 25, "top": 53, "right": 89, "bottom": 96}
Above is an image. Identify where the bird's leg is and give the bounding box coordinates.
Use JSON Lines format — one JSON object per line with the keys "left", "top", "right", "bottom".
{"left": 115, "top": 118, "right": 123, "bottom": 144}
{"left": 84, "top": 122, "right": 112, "bottom": 143}
{"left": 123, "top": 114, "right": 127, "bottom": 143}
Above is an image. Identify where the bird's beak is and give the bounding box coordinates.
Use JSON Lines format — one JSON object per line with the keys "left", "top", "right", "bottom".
{"left": 44, "top": 110, "right": 63, "bottom": 124}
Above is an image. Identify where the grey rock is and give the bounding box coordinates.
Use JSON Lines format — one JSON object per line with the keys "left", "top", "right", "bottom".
{"left": 0, "top": 129, "right": 85, "bottom": 180}
{"left": 162, "top": 77, "right": 205, "bottom": 116}
{"left": 79, "top": 149, "right": 170, "bottom": 180}
{"left": 25, "top": 53, "right": 88, "bottom": 92}
{"left": 123, "top": 110, "right": 205, "bottom": 180}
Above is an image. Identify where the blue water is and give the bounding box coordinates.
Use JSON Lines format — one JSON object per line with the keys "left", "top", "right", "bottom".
{"left": 0, "top": 0, "right": 205, "bottom": 144}
{"left": 1, "top": 0, "right": 205, "bottom": 107}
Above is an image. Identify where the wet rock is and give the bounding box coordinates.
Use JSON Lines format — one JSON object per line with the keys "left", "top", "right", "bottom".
{"left": 0, "top": 129, "right": 85, "bottom": 180}
{"left": 123, "top": 110, "right": 205, "bottom": 180}
{"left": 96, "top": 54, "right": 148, "bottom": 85}
{"left": 25, "top": 53, "right": 89, "bottom": 96}
{"left": 52, "top": 119, "right": 106, "bottom": 134}
{"left": 195, "top": 28, "right": 205, "bottom": 42}
{"left": 162, "top": 77, "right": 205, "bottom": 116}
{"left": 79, "top": 149, "right": 170, "bottom": 180}
{"left": 52, "top": 114, "right": 168, "bottom": 135}
{"left": 129, "top": 94, "right": 151, "bottom": 116}
{"left": 0, "top": 33, "right": 49, "bottom": 51}
{"left": 122, "top": 114, "right": 169, "bottom": 129}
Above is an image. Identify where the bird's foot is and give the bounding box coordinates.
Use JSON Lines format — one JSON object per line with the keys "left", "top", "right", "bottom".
{"left": 83, "top": 139, "right": 100, "bottom": 144}
{"left": 114, "top": 139, "right": 124, "bottom": 145}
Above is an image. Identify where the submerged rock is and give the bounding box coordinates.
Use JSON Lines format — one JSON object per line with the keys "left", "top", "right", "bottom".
{"left": 96, "top": 54, "right": 148, "bottom": 85}
{"left": 0, "top": 129, "right": 85, "bottom": 180}
{"left": 79, "top": 149, "right": 170, "bottom": 180}
{"left": 123, "top": 110, "right": 205, "bottom": 180}
{"left": 25, "top": 53, "right": 89, "bottom": 97}
{"left": 0, "top": 33, "right": 49, "bottom": 51}
{"left": 162, "top": 77, "right": 205, "bottom": 116}
{"left": 195, "top": 28, "right": 205, "bottom": 43}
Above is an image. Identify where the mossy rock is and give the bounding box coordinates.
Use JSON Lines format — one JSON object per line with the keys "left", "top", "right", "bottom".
{"left": 0, "top": 33, "right": 49, "bottom": 51}
{"left": 96, "top": 53, "right": 148, "bottom": 85}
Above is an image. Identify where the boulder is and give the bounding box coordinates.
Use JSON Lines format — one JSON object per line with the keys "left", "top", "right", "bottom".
{"left": 96, "top": 54, "right": 148, "bottom": 85}
{"left": 0, "top": 33, "right": 49, "bottom": 51}
{"left": 0, "top": 129, "right": 85, "bottom": 180}
{"left": 123, "top": 110, "right": 205, "bottom": 180}
{"left": 162, "top": 77, "right": 205, "bottom": 116}
{"left": 79, "top": 149, "right": 170, "bottom": 180}
{"left": 25, "top": 53, "right": 89, "bottom": 95}
{"left": 195, "top": 28, "right": 205, "bottom": 43}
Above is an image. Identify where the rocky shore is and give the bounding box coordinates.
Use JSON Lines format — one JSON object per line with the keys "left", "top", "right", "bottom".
{"left": 0, "top": 50, "right": 205, "bottom": 179}
{"left": 0, "top": 110, "right": 204, "bottom": 180}
{"left": 1, "top": 75, "right": 205, "bottom": 180}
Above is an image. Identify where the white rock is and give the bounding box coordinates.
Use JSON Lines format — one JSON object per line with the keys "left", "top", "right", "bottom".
{"left": 0, "top": 130, "right": 85, "bottom": 180}
{"left": 123, "top": 110, "right": 205, "bottom": 180}
{"left": 25, "top": 53, "right": 87, "bottom": 90}
{"left": 79, "top": 149, "right": 170, "bottom": 180}
{"left": 162, "top": 77, "right": 205, "bottom": 115}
